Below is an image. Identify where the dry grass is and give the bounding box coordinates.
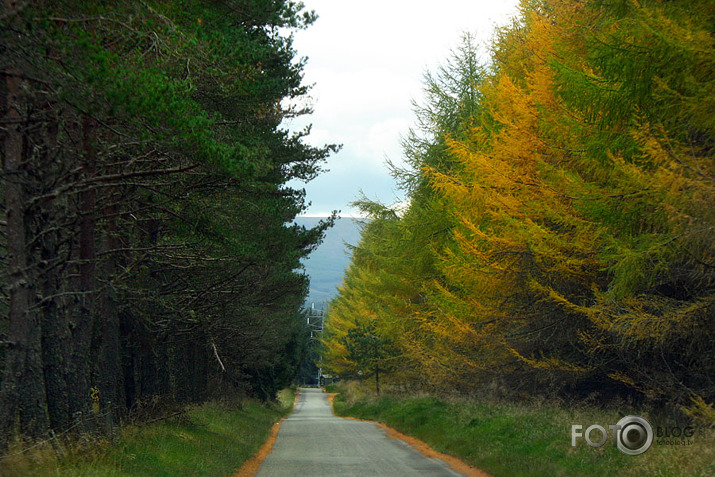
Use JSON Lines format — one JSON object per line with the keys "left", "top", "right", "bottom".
{"left": 330, "top": 381, "right": 715, "bottom": 477}
{"left": 0, "top": 392, "right": 296, "bottom": 477}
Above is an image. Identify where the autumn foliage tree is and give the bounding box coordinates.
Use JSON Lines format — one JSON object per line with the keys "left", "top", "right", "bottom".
{"left": 323, "top": 0, "right": 714, "bottom": 419}
{"left": 323, "top": 35, "right": 495, "bottom": 391}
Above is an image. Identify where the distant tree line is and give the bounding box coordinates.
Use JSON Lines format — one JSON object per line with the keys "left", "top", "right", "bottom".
{"left": 0, "top": 0, "right": 337, "bottom": 448}
{"left": 323, "top": 0, "right": 714, "bottom": 422}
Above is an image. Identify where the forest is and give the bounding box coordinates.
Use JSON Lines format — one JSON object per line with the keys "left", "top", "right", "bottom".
{"left": 323, "top": 0, "right": 715, "bottom": 422}
{"left": 0, "top": 0, "right": 336, "bottom": 449}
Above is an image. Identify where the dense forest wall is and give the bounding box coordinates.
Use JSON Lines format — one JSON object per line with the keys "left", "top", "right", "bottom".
{"left": 323, "top": 0, "right": 714, "bottom": 422}
{"left": 0, "top": 0, "right": 336, "bottom": 448}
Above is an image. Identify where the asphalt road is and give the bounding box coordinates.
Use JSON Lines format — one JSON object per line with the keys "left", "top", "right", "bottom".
{"left": 256, "top": 388, "right": 464, "bottom": 477}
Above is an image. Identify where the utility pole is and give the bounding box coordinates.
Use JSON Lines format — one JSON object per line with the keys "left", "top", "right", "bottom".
{"left": 317, "top": 305, "right": 324, "bottom": 386}
{"left": 306, "top": 302, "right": 325, "bottom": 386}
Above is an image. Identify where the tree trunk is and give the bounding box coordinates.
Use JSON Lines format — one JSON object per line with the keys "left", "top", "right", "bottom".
{"left": 97, "top": 201, "right": 124, "bottom": 429}
{"left": 0, "top": 66, "right": 49, "bottom": 446}
{"left": 39, "top": 114, "right": 71, "bottom": 433}
{"left": 39, "top": 207, "right": 70, "bottom": 432}
{"left": 375, "top": 365, "right": 380, "bottom": 396}
{"left": 67, "top": 117, "right": 97, "bottom": 424}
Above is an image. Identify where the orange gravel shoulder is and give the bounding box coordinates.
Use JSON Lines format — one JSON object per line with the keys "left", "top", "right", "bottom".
{"left": 377, "top": 422, "right": 490, "bottom": 477}
{"left": 233, "top": 389, "right": 299, "bottom": 477}
{"left": 232, "top": 418, "right": 284, "bottom": 477}
{"left": 335, "top": 411, "right": 490, "bottom": 476}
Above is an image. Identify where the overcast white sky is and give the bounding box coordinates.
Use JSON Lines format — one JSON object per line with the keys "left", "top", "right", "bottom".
{"left": 286, "top": 0, "right": 521, "bottom": 217}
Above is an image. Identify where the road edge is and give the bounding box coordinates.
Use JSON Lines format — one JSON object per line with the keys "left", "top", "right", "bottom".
{"left": 232, "top": 389, "right": 300, "bottom": 477}
{"left": 326, "top": 392, "right": 490, "bottom": 477}
{"left": 376, "top": 422, "right": 491, "bottom": 477}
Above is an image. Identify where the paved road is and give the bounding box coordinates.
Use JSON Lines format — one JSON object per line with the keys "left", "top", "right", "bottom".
{"left": 256, "top": 388, "right": 463, "bottom": 476}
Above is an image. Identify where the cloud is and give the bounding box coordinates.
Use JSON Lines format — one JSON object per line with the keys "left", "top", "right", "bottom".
{"left": 288, "top": 0, "right": 520, "bottom": 218}
{"left": 363, "top": 117, "right": 410, "bottom": 164}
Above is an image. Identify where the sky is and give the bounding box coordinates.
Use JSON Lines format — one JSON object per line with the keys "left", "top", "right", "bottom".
{"left": 285, "top": 0, "right": 521, "bottom": 218}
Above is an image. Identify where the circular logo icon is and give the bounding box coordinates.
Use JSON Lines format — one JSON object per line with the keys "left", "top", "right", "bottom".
{"left": 615, "top": 415, "right": 653, "bottom": 456}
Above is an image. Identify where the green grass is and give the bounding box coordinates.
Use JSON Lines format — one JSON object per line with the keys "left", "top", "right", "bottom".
{"left": 2, "top": 389, "right": 295, "bottom": 477}
{"left": 331, "top": 384, "right": 714, "bottom": 477}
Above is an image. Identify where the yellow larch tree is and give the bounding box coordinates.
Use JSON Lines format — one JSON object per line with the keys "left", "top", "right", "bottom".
{"left": 432, "top": 0, "right": 714, "bottom": 411}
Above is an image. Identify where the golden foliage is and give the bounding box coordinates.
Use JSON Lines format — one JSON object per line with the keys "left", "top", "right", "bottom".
{"left": 324, "top": 0, "right": 714, "bottom": 407}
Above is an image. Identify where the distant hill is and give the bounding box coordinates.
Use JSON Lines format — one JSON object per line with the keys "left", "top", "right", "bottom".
{"left": 295, "top": 216, "right": 364, "bottom": 308}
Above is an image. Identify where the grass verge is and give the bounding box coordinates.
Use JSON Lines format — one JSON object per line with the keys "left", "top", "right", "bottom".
{"left": 2, "top": 389, "right": 296, "bottom": 477}
{"left": 329, "top": 383, "right": 714, "bottom": 477}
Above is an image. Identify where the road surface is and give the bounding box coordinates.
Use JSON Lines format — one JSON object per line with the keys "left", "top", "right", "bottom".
{"left": 256, "top": 388, "right": 464, "bottom": 476}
